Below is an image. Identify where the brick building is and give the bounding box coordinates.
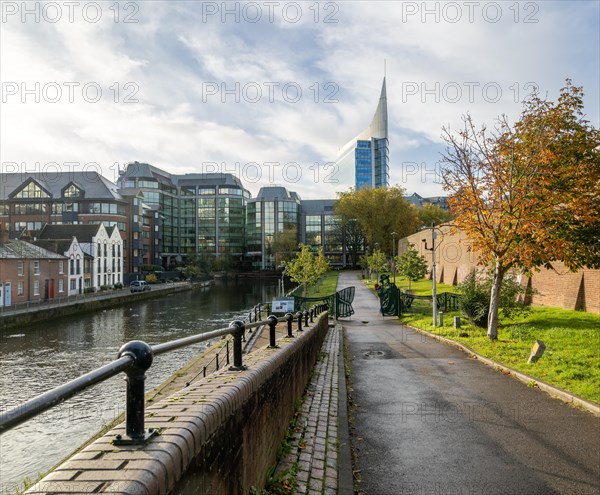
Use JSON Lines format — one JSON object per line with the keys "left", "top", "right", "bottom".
{"left": 0, "top": 230, "right": 68, "bottom": 307}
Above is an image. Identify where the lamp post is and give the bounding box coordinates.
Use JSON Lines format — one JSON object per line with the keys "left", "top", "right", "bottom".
{"left": 374, "top": 242, "right": 380, "bottom": 284}
{"left": 422, "top": 222, "right": 438, "bottom": 327}
{"left": 391, "top": 232, "right": 397, "bottom": 284}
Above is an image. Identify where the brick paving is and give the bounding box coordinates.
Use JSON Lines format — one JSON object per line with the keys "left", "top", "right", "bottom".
{"left": 275, "top": 323, "right": 351, "bottom": 495}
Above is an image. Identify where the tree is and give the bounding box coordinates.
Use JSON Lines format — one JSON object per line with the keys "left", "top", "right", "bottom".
{"left": 366, "top": 249, "right": 388, "bottom": 282}
{"left": 271, "top": 227, "right": 299, "bottom": 267}
{"left": 417, "top": 204, "right": 454, "bottom": 229}
{"left": 395, "top": 242, "right": 428, "bottom": 290}
{"left": 335, "top": 187, "right": 419, "bottom": 253}
{"left": 283, "top": 244, "right": 330, "bottom": 297}
{"left": 339, "top": 218, "right": 366, "bottom": 268}
{"left": 441, "top": 81, "right": 600, "bottom": 339}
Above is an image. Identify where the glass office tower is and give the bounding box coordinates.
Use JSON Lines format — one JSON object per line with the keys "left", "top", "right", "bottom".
{"left": 336, "top": 78, "right": 389, "bottom": 189}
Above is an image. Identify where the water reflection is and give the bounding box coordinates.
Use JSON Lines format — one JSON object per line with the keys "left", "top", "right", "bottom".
{"left": 0, "top": 279, "right": 282, "bottom": 488}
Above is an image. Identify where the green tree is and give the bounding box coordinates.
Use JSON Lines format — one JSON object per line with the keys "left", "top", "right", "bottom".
{"left": 271, "top": 227, "right": 299, "bottom": 267}
{"left": 283, "top": 244, "right": 330, "bottom": 297}
{"left": 417, "top": 204, "right": 454, "bottom": 229}
{"left": 395, "top": 242, "right": 428, "bottom": 290}
{"left": 335, "top": 187, "right": 419, "bottom": 253}
{"left": 367, "top": 249, "right": 388, "bottom": 282}
{"left": 442, "top": 81, "right": 600, "bottom": 339}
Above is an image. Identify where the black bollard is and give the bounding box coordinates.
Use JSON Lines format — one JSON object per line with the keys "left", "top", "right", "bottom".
{"left": 267, "top": 315, "right": 278, "bottom": 348}
{"left": 296, "top": 311, "right": 303, "bottom": 332}
{"left": 310, "top": 308, "right": 314, "bottom": 322}
{"left": 285, "top": 313, "right": 294, "bottom": 338}
{"left": 229, "top": 320, "right": 247, "bottom": 371}
{"left": 115, "top": 340, "right": 157, "bottom": 445}
{"left": 304, "top": 310, "right": 309, "bottom": 327}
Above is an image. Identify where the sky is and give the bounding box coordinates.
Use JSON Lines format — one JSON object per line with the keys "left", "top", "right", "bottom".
{"left": 1, "top": 0, "right": 599, "bottom": 199}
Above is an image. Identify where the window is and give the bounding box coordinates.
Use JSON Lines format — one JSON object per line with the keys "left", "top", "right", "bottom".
{"left": 33, "top": 280, "right": 40, "bottom": 296}
{"left": 70, "top": 279, "right": 77, "bottom": 291}
{"left": 70, "top": 259, "right": 75, "bottom": 274}
{"left": 18, "top": 260, "right": 24, "bottom": 276}
{"left": 58, "top": 279, "right": 64, "bottom": 293}
{"left": 17, "top": 282, "right": 23, "bottom": 296}
{"left": 76, "top": 259, "right": 81, "bottom": 275}
{"left": 33, "top": 260, "right": 40, "bottom": 275}
{"left": 63, "top": 184, "right": 83, "bottom": 198}
{"left": 14, "top": 181, "right": 49, "bottom": 198}
{"left": 58, "top": 261, "right": 64, "bottom": 274}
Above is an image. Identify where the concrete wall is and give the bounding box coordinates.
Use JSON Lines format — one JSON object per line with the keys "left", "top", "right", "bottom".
{"left": 25, "top": 313, "right": 330, "bottom": 495}
{"left": 400, "top": 226, "right": 600, "bottom": 314}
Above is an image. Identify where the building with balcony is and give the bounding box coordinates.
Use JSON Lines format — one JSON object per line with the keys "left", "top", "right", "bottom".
{"left": 118, "top": 163, "right": 250, "bottom": 268}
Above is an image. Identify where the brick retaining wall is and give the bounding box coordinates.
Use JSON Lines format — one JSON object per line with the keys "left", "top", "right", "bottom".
{"left": 25, "top": 313, "right": 330, "bottom": 495}
{"left": 400, "top": 226, "right": 599, "bottom": 314}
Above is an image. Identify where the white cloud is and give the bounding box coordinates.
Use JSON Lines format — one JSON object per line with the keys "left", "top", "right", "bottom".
{"left": 1, "top": 1, "right": 598, "bottom": 200}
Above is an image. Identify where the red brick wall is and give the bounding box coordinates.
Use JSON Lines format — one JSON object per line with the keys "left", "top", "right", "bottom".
{"left": 399, "top": 227, "right": 600, "bottom": 314}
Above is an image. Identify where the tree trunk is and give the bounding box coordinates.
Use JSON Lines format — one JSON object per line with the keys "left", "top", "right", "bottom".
{"left": 487, "top": 263, "right": 505, "bottom": 340}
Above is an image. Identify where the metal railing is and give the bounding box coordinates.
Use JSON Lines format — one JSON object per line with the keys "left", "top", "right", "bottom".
{"left": 0, "top": 302, "right": 329, "bottom": 445}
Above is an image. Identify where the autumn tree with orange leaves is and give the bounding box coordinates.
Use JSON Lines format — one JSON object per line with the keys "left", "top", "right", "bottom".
{"left": 441, "top": 81, "right": 600, "bottom": 339}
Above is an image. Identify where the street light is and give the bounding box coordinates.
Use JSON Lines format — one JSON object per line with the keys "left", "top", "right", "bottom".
{"left": 422, "top": 222, "right": 438, "bottom": 327}
{"left": 374, "top": 242, "right": 380, "bottom": 283}
{"left": 391, "top": 232, "right": 397, "bottom": 284}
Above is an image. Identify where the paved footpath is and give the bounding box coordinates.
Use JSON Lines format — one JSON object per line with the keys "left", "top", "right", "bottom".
{"left": 276, "top": 323, "right": 354, "bottom": 495}
{"left": 338, "top": 271, "right": 599, "bottom": 495}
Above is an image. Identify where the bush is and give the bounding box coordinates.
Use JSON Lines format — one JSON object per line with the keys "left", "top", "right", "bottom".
{"left": 113, "top": 282, "right": 123, "bottom": 289}
{"left": 145, "top": 273, "right": 158, "bottom": 284}
{"left": 458, "top": 271, "right": 532, "bottom": 327}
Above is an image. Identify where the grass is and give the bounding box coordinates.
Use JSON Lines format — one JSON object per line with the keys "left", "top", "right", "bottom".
{"left": 305, "top": 271, "right": 340, "bottom": 298}
{"left": 401, "top": 300, "right": 600, "bottom": 404}
{"left": 363, "top": 275, "right": 455, "bottom": 296}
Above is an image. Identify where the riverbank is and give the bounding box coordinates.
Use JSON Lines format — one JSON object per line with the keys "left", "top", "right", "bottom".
{"left": 0, "top": 280, "right": 210, "bottom": 332}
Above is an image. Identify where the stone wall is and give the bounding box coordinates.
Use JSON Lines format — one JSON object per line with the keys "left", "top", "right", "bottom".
{"left": 25, "top": 313, "right": 330, "bottom": 495}
{"left": 400, "top": 226, "right": 600, "bottom": 314}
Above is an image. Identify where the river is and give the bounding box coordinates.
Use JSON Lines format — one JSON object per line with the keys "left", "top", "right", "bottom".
{"left": 0, "top": 278, "right": 283, "bottom": 489}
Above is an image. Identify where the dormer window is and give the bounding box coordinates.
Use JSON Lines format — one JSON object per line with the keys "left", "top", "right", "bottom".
{"left": 14, "top": 180, "right": 50, "bottom": 199}
{"left": 63, "top": 184, "right": 83, "bottom": 198}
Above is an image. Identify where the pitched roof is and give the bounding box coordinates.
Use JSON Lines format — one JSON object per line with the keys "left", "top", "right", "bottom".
{"left": 0, "top": 239, "right": 67, "bottom": 259}
{"left": 38, "top": 224, "right": 104, "bottom": 243}
{"left": 0, "top": 172, "right": 124, "bottom": 201}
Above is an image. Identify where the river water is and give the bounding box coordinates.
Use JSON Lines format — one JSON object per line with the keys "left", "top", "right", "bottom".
{"left": 0, "top": 278, "right": 282, "bottom": 490}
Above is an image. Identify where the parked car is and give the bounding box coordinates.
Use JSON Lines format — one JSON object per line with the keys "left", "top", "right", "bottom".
{"left": 130, "top": 280, "right": 151, "bottom": 293}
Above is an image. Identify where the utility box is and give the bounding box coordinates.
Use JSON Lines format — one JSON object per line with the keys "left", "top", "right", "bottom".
{"left": 454, "top": 316, "right": 461, "bottom": 328}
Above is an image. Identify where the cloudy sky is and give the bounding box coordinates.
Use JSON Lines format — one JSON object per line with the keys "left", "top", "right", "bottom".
{"left": 1, "top": 0, "right": 598, "bottom": 199}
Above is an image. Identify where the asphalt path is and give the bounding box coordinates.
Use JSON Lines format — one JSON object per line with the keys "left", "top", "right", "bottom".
{"left": 338, "top": 271, "right": 600, "bottom": 495}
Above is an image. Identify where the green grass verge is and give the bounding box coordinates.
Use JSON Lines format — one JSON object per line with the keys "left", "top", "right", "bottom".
{"left": 362, "top": 275, "right": 455, "bottom": 296}
{"left": 402, "top": 302, "right": 600, "bottom": 404}
{"left": 305, "top": 271, "right": 340, "bottom": 298}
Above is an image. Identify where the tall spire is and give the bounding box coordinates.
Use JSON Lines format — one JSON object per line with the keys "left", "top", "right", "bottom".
{"left": 368, "top": 77, "right": 388, "bottom": 140}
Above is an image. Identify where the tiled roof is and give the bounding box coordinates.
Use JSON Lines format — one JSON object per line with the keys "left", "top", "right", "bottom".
{"left": 38, "top": 224, "right": 103, "bottom": 243}
{"left": 0, "top": 172, "right": 124, "bottom": 201}
{"left": 0, "top": 240, "right": 67, "bottom": 259}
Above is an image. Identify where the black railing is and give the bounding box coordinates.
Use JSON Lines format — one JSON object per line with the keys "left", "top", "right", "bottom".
{"left": 0, "top": 304, "right": 329, "bottom": 445}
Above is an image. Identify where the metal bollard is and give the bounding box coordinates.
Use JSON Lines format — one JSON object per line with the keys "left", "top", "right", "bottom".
{"left": 304, "top": 310, "right": 309, "bottom": 327}
{"left": 296, "top": 311, "right": 303, "bottom": 332}
{"left": 310, "top": 308, "right": 314, "bottom": 322}
{"left": 114, "top": 340, "right": 158, "bottom": 445}
{"left": 267, "top": 315, "right": 278, "bottom": 348}
{"left": 229, "top": 320, "right": 247, "bottom": 371}
{"left": 285, "top": 313, "right": 294, "bottom": 338}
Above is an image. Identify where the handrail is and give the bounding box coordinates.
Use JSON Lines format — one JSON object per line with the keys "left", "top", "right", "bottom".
{"left": 0, "top": 355, "right": 133, "bottom": 433}
{"left": 0, "top": 303, "right": 329, "bottom": 445}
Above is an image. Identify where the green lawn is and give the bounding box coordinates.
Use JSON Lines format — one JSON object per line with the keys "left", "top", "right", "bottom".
{"left": 363, "top": 275, "right": 455, "bottom": 296}
{"left": 306, "top": 271, "right": 340, "bottom": 298}
{"left": 402, "top": 302, "right": 600, "bottom": 404}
